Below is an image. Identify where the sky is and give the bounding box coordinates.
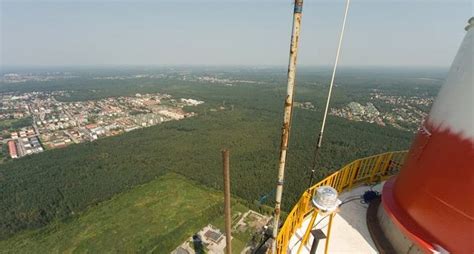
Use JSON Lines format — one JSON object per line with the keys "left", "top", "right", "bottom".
{"left": 0, "top": 0, "right": 472, "bottom": 67}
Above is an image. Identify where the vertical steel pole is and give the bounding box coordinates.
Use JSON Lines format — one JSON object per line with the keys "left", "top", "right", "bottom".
{"left": 272, "top": 1, "right": 304, "bottom": 253}
{"left": 222, "top": 149, "right": 232, "bottom": 254}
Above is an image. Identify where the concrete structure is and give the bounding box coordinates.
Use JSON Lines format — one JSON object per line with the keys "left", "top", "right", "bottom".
{"left": 288, "top": 185, "right": 382, "bottom": 253}
{"left": 380, "top": 17, "right": 473, "bottom": 254}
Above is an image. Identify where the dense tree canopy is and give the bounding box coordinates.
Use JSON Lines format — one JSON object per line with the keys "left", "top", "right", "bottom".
{"left": 0, "top": 68, "right": 440, "bottom": 240}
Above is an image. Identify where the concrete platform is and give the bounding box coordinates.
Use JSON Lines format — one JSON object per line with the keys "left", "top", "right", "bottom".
{"left": 287, "top": 184, "right": 384, "bottom": 254}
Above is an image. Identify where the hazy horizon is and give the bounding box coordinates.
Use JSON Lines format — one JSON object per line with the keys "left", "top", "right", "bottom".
{"left": 1, "top": 0, "right": 472, "bottom": 67}
{"left": 0, "top": 64, "right": 451, "bottom": 71}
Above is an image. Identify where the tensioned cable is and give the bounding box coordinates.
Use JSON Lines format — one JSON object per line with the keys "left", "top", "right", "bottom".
{"left": 309, "top": 0, "right": 351, "bottom": 187}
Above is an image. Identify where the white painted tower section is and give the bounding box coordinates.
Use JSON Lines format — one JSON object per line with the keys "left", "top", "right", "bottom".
{"left": 427, "top": 18, "right": 474, "bottom": 140}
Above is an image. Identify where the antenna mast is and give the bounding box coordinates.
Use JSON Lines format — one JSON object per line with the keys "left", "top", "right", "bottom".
{"left": 271, "top": 0, "right": 304, "bottom": 253}
{"left": 309, "top": 0, "right": 351, "bottom": 187}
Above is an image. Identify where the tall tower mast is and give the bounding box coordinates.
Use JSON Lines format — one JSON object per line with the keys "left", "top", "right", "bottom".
{"left": 271, "top": 0, "right": 304, "bottom": 253}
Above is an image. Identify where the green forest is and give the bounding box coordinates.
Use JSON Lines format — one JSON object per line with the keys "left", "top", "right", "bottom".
{"left": 0, "top": 117, "right": 32, "bottom": 131}
{"left": 0, "top": 173, "right": 254, "bottom": 253}
{"left": 0, "top": 68, "right": 440, "bottom": 242}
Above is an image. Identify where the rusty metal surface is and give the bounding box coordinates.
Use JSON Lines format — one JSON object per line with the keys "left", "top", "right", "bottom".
{"left": 222, "top": 149, "right": 232, "bottom": 254}
{"left": 271, "top": 0, "right": 304, "bottom": 253}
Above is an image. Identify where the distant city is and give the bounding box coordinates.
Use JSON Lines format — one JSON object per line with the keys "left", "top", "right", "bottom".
{"left": 0, "top": 90, "right": 203, "bottom": 159}
{"left": 2, "top": 72, "right": 78, "bottom": 83}
{"left": 0, "top": 69, "right": 437, "bottom": 161}
{"left": 329, "top": 90, "right": 433, "bottom": 132}
{"left": 1, "top": 71, "right": 265, "bottom": 86}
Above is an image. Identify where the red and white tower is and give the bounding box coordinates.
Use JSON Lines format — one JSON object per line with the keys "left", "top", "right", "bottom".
{"left": 381, "top": 17, "right": 474, "bottom": 253}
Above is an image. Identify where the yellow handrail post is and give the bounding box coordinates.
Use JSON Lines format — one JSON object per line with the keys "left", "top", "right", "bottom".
{"left": 347, "top": 160, "right": 360, "bottom": 189}
{"left": 379, "top": 152, "right": 394, "bottom": 178}
{"left": 276, "top": 151, "right": 407, "bottom": 253}
{"left": 341, "top": 166, "right": 350, "bottom": 189}
{"left": 369, "top": 154, "right": 384, "bottom": 183}
{"left": 324, "top": 213, "right": 336, "bottom": 254}
{"left": 297, "top": 209, "right": 318, "bottom": 253}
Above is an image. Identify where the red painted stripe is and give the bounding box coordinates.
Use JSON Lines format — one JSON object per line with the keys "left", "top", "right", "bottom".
{"left": 383, "top": 122, "right": 474, "bottom": 253}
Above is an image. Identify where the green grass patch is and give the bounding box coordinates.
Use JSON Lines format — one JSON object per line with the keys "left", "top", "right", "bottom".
{"left": 0, "top": 173, "right": 248, "bottom": 254}
{"left": 0, "top": 117, "right": 32, "bottom": 131}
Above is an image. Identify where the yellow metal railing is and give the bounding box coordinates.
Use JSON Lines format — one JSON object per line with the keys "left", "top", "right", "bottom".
{"left": 276, "top": 150, "right": 408, "bottom": 253}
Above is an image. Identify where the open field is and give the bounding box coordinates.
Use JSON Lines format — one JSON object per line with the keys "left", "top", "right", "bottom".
{"left": 0, "top": 173, "right": 245, "bottom": 253}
